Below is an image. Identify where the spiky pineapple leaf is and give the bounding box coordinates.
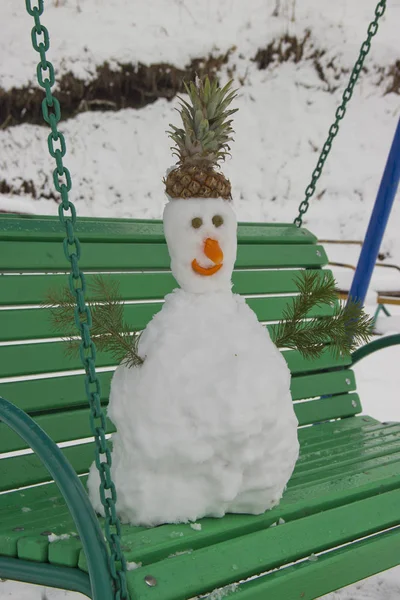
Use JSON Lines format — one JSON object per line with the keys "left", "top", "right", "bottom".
{"left": 167, "top": 76, "right": 238, "bottom": 166}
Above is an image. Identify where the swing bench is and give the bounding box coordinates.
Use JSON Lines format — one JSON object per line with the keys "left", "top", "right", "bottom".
{"left": 1, "top": 1, "right": 400, "bottom": 599}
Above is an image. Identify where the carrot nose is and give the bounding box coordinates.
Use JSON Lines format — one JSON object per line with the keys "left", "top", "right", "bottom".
{"left": 204, "top": 238, "right": 223, "bottom": 265}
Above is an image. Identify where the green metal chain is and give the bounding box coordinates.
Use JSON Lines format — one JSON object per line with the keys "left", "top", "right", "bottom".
{"left": 294, "top": 0, "right": 386, "bottom": 227}
{"left": 25, "top": 2, "right": 129, "bottom": 598}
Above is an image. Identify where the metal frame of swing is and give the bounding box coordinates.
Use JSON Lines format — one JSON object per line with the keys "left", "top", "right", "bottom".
{"left": 0, "top": 1, "right": 399, "bottom": 599}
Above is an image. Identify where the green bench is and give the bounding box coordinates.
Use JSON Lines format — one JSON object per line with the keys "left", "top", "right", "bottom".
{"left": 1, "top": 213, "right": 400, "bottom": 600}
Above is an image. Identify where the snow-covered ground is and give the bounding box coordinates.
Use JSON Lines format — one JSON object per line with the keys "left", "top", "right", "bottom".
{"left": 1, "top": 0, "right": 400, "bottom": 598}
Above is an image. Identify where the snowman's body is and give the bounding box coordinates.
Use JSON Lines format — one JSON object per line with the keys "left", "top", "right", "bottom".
{"left": 88, "top": 198, "right": 299, "bottom": 526}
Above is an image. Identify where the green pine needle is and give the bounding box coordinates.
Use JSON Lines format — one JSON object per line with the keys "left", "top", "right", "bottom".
{"left": 272, "top": 271, "right": 374, "bottom": 359}
{"left": 45, "top": 275, "right": 144, "bottom": 368}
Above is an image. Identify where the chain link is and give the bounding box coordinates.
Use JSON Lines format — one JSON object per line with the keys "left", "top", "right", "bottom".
{"left": 25, "top": 2, "right": 129, "bottom": 598}
{"left": 294, "top": 0, "right": 387, "bottom": 227}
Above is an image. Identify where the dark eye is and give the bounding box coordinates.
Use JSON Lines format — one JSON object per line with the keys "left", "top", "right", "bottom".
{"left": 191, "top": 217, "right": 203, "bottom": 229}
{"left": 212, "top": 215, "right": 224, "bottom": 227}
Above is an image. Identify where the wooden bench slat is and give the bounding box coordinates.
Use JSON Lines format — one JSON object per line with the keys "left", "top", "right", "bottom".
{"left": 232, "top": 526, "right": 400, "bottom": 600}
{"left": 298, "top": 423, "right": 400, "bottom": 456}
{"left": 288, "top": 447, "right": 400, "bottom": 491}
{"left": 294, "top": 432, "right": 400, "bottom": 476}
{"left": 0, "top": 341, "right": 351, "bottom": 379}
{"left": 0, "top": 408, "right": 115, "bottom": 454}
{"left": 0, "top": 269, "right": 330, "bottom": 306}
{"left": 0, "top": 369, "right": 356, "bottom": 416}
{"left": 0, "top": 418, "right": 375, "bottom": 510}
{"left": 123, "top": 487, "right": 400, "bottom": 600}
{"left": 116, "top": 460, "right": 400, "bottom": 571}
{"left": 2, "top": 417, "right": 400, "bottom": 576}
{"left": 0, "top": 296, "right": 336, "bottom": 342}
{"left": 297, "top": 415, "right": 379, "bottom": 443}
{"left": 0, "top": 398, "right": 366, "bottom": 501}
{"left": 0, "top": 241, "right": 328, "bottom": 271}
{"left": 0, "top": 505, "right": 79, "bottom": 558}
{"left": 294, "top": 393, "right": 361, "bottom": 426}
{"left": 291, "top": 370, "right": 356, "bottom": 401}
{"left": 0, "top": 415, "right": 386, "bottom": 510}
{"left": 0, "top": 390, "right": 360, "bottom": 492}
{"left": 0, "top": 445, "right": 94, "bottom": 493}
{"left": 0, "top": 216, "right": 317, "bottom": 245}
{"left": 2, "top": 417, "right": 400, "bottom": 536}
{"left": 0, "top": 390, "right": 358, "bottom": 455}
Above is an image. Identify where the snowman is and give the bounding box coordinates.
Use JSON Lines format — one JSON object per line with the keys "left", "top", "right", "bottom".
{"left": 87, "top": 78, "right": 299, "bottom": 526}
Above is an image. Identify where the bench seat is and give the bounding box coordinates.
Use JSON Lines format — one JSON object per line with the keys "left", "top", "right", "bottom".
{"left": 1, "top": 214, "right": 400, "bottom": 600}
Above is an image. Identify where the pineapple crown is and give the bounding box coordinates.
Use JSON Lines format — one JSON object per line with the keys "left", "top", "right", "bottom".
{"left": 167, "top": 76, "right": 238, "bottom": 167}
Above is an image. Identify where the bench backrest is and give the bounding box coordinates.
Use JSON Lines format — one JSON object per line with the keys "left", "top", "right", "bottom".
{"left": 0, "top": 215, "right": 360, "bottom": 494}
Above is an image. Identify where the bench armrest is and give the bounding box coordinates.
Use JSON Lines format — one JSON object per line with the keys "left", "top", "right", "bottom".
{"left": 0, "top": 397, "right": 114, "bottom": 600}
{"left": 351, "top": 334, "right": 400, "bottom": 365}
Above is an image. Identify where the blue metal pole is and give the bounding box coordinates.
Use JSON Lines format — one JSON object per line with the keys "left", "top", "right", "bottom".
{"left": 348, "top": 117, "right": 400, "bottom": 305}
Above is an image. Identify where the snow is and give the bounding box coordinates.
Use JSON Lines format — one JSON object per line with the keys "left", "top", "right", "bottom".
{"left": 87, "top": 196, "right": 297, "bottom": 526}
{"left": 47, "top": 533, "right": 71, "bottom": 543}
{"left": 163, "top": 198, "right": 238, "bottom": 293}
{"left": 374, "top": 315, "right": 400, "bottom": 335}
{"left": 126, "top": 561, "right": 142, "bottom": 571}
{"left": 208, "top": 583, "right": 239, "bottom": 600}
{"left": 1, "top": 0, "right": 400, "bottom": 597}
{"left": 88, "top": 286, "right": 299, "bottom": 525}
{"left": 168, "top": 550, "right": 193, "bottom": 558}
{"left": 1, "top": 1, "right": 399, "bottom": 260}
{"left": 190, "top": 522, "right": 202, "bottom": 531}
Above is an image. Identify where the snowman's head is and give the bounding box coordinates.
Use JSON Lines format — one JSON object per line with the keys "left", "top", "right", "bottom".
{"left": 163, "top": 198, "right": 237, "bottom": 293}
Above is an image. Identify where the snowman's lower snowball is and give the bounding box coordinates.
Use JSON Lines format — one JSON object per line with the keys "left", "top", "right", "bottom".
{"left": 87, "top": 289, "right": 299, "bottom": 526}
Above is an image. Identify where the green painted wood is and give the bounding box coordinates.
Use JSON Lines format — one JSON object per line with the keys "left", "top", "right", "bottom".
{"left": 124, "top": 488, "right": 400, "bottom": 600}
{"left": 0, "top": 417, "right": 374, "bottom": 510}
{"left": 0, "top": 272, "right": 177, "bottom": 306}
{"left": 0, "top": 342, "right": 351, "bottom": 379}
{"left": 235, "top": 526, "right": 400, "bottom": 600}
{"left": 0, "top": 269, "right": 329, "bottom": 306}
{"left": 3, "top": 413, "right": 390, "bottom": 494}
{"left": 288, "top": 449, "right": 400, "bottom": 491}
{"left": 0, "top": 393, "right": 361, "bottom": 485}
{"left": 0, "top": 296, "right": 335, "bottom": 342}
{"left": 0, "top": 477, "right": 68, "bottom": 511}
{"left": 0, "top": 444, "right": 95, "bottom": 492}
{"left": 0, "top": 216, "right": 317, "bottom": 244}
{"left": 17, "top": 536, "right": 48, "bottom": 562}
{"left": 283, "top": 346, "right": 352, "bottom": 375}
{"left": 3, "top": 418, "right": 400, "bottom": 576}
{"left": 0, "top": 241, "right": 328, "bottom": 272}
{"left": 101, "top": 431, "right": 400, "bottom": 566}
{"left": 291, "top": 370, "right": 356, "bottom": 400}
{"left": 0, "top": 510, "right": 78, "bottom": 557}
{"left": 0, "top": 413, "right": 391, "bottom": 505}
{"left": 79, "top": 461, "right": 400, "bottom": 574}
{"left": 297, "top": 415, "right": 378, "bottom": 443}
{"left": 0, "top": 491, "right": 69, "bottom": 528}
{"left": 298, "top": 423, "right": 400, "bottom": 457}
{"left": 0, "top": 408, "right": 115, "bottom": 454}
{"left": 48, "top": 536, "right": 82, "bottom": 568}
{"left": 0, "top": 370, "right": 114, "bottom": 414}
{"left": 3, "top": 215, "right": 396, "bottom": 596}
{"left": 0, "top": 368, "right": 355, "bottom": 416}
{"left": 294, "top": 393, "right": 361, "bottom": 426}
{"left": 0, "top": 342, "right": 117, "bottom": 378}
{"left": 294, "top": 432, "right": 400, "bottom": 475}
{"left": 0, "top": 302, "right": 162, "bottom": 342}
